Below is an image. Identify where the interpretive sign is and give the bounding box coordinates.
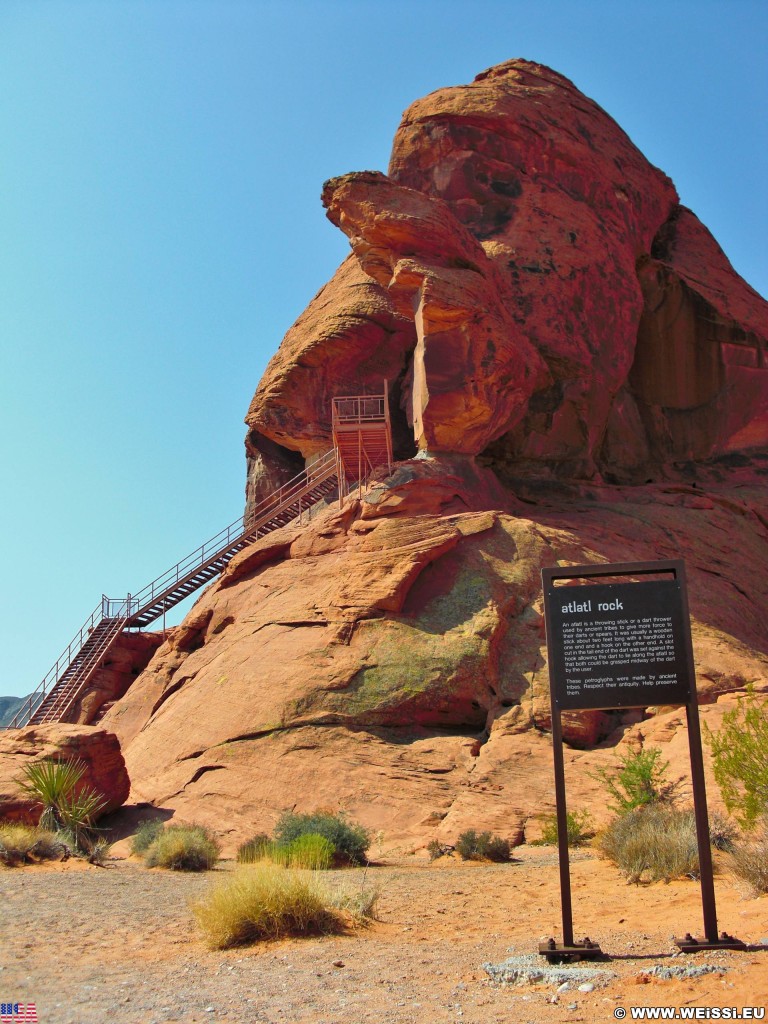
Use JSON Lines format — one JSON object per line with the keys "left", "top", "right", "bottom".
{"left": 542, "top": 577, "right": 691, "bottom": 711}
{"left": 537, "top": 559, "right": 741, "bottom": 960}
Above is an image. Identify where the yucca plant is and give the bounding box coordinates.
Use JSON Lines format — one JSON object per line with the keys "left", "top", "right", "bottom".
{"left": 17, "top": 757, "right": 107, "bottom": 854}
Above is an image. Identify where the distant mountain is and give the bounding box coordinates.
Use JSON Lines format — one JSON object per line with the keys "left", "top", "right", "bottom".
{"left": 0, "top": 695, "right": 28, "bottom": 727}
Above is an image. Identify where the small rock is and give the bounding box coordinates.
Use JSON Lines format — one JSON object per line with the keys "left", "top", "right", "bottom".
{"left": 333, "top": 960, "right": 345, "bottom": 968}
{"left": 578, "top": 982, "right": 595, "bottom": 993}
{"left": 568, "top": 1002, "right": 578, "bottom": 1010}
{"left": 557, "top": 982, "right": 570, "bottom": 993}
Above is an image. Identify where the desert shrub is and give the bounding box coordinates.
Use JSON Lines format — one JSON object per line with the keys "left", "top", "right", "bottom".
{"left": 705, "top": 687, "right": 768, "bottom": 828}
{"left": 427, "top": 839, "right": 444, "bottom": 861}
{"left": 273, "top": 811, "right": 370, "bottom": 865}
{"left": 730, "top": 819, "right": 768, "bottom": 894}
{"left": 144, "top": 823, "right": 220, "bottom": 871}
{"left": 535, "top": 809, "right": 594, "bottom": 848}
{"left": 237, "top": 833, "right": 272, "bottom": 864}
{"left": 16, "top": 757, "right": 107, "bottom": 853}
{"left": 0, "top": 824, "right": 67, "bottom": 866}
{"left": 707, "top": 812, "right": 738, "bottom": 853}
{"left": 599, "top": 805, "right": 706, "bottom": 883}
{"left": 455, "top": 829, "right": 511, "bottom": 863}
{"left": 589, "top": 747, "right": 677, "bottom": 814}
{"left": 130, "top": 819, "right": 165, "bottom": 856}
{"left": 192, "top": 864, "right": 342, "bottom": 949}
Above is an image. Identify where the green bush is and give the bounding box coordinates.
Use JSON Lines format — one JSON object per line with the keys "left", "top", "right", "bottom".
{"left": 730, "top": 819, "right": 768, "bottom": 894}
{"left": 599, "top": 805, "right": 705, "bottom": 883}
{"left": 589, "top": 747, "right": 677, "bottom": 814}
{"left": 130, "top": 819, "right": 165, "bottom": 856}
{"left": 144, "top": 823, "right": 221, "bottom": 871}
{"left": 535, "top": 809, "right": 594, "bottom": 848}
{"left": 192, "top": 864, "right": 343, "bottom": 949}
{"left": 237, "top": 832, "right": 335, "bottom": 869}
{"left": 455, "top": 829, "right": 511, "bottom": 863}
{"left": 286, "top": 834, "right": 335, "bottom": 870}
{"left": 705, "top": 687, "right": 768, "bottom": 828}
{"left": 273, "top": 811, "right": 370, "bottom": 866}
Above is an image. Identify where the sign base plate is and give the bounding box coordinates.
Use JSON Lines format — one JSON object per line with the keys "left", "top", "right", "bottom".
{"left": 538, "top": 938, "right": 603, "bottom": 962}
{"left": 674, "top": 933, "right": 746, "bottom": 953}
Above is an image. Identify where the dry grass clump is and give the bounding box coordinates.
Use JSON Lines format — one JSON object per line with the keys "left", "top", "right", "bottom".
{"left": 329, "top": 875, "right": 381, "bottom": 925}
{"left": 236, "top": 833, "right": 272, "bottom": 864}
{"left": 193, "top": 865, "right": 343, "bottom": 949}
{"left": 143, "top": 823, "right": 220, "bottom": 872}
{"left": 0, "top": 823, "right": 68, "bottom": 866}
{"left": 193, "top": 862, "right": 381, "bottom": 949}
{"left": 730, "top": 820, "right": 768, "bottom": 894}
{"left": 599, "top": 805, "right": 702, "bottom": 883}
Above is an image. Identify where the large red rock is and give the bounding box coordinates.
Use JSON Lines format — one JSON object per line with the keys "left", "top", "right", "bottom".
{"left": 0, "top": 724, "right": 130, "bottom": 823}
{"left": 247, "top": 59, "right": 767, "bottom": 487}
{"left": 83, "top": 61, "right": 768, "bottom": 852}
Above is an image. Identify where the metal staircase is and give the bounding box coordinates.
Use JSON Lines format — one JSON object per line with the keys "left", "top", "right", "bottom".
{"left": 9, "top": 448, "right": 340, "bottom": 728}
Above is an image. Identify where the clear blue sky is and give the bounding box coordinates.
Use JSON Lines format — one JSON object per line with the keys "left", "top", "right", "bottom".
{"left": 1, "top": 0, "right": 766, "bottom": 700}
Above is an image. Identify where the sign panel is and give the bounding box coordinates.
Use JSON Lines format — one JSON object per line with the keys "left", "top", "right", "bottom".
{"left": 543, "top": 577, "right": 691, "bottom": 710}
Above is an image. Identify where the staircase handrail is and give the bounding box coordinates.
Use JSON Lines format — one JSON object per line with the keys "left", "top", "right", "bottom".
{"left": 39, "top": 614, "right": 130, "bottom": 727}
{"left": 108, "top": 448, "right": 338, "bottom": 620}
{"left": 6, "top": 448, "right": 339, "bottom": 729}
{"left": 7, "top": 600, "right": 104, "bottom": 729}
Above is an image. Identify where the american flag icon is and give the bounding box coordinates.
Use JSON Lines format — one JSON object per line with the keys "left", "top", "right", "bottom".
{"left": 0, "top": 1005, "right": 37, "bottom": 1023}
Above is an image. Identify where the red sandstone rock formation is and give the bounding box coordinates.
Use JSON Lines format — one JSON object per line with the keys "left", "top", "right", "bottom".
{"left": 247, "top": 59, "right": 767, "bottom": 494}
{"left": 46, "top": 60, "right": 768, "bottom": 851}
{"left": 0, "top": 724, "right": 130, "bottom": 822}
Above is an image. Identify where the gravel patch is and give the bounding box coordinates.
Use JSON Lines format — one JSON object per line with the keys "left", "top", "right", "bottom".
{"left": 483, "top": 953, "right": 615, "bottom": 988}
{"left": 640, "top": 963, "right": 731, "bottom": 981}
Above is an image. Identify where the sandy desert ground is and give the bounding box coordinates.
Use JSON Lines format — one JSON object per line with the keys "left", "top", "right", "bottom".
{"left": 2, "top": 844, "right": 767, "bottom": 1024}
